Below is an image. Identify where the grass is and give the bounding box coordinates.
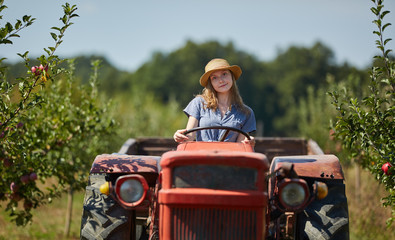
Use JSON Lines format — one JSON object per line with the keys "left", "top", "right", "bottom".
{"left": 0, "top": 191, "right": 84, "bottom": 240}
{"left": 0, "top": 165, "right": 393, "bottom": 239}
{"left": 345, "top": 165, "right": 394, "bottom": 240}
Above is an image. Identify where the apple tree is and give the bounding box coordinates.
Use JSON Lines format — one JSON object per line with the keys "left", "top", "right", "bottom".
{"left": 1, "top": 1, "right": 116, "bottom": 226}
{"left": 329, "top": 0, "right": 394, "bottom": 226}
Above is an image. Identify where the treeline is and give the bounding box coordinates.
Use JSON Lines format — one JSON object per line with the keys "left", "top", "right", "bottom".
{"left": 5, "top": 40, "right": 371, "bottom": 139}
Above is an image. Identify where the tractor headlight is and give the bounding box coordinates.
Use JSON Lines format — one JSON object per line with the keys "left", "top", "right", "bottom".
{"left": 278, "top": 179, "right": 309, "bottom": 211}
{"left": 281, "top": 183, "right": 305, "bottom": 206}
{"left": 115, "top": 175, "right": 148, "bottom": 207}
{"left": 120, "top": 179, "right": 144, "bottom": 202}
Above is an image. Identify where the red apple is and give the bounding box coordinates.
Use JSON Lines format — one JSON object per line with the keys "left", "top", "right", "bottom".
{"left": 3, "top": 158, "right": 12, "bottom": 167}
{"left": 29, "top": 172, "right": 38, "bottom": 181}
{"left": 382, "top": 162, "right": 392, "bottom": 175}
{"left": 20, "top": 175, "right": 30, "bottom": 184}
{"left": 10, "top": 193, "right": 22, "bottom": 202}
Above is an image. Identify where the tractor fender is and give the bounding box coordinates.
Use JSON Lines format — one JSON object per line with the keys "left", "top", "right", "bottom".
{"left": 90, "top": 153, "right": 161, "bottom": 174}
{"left": 270, "top": 154, "right": 345, "bottom": 180}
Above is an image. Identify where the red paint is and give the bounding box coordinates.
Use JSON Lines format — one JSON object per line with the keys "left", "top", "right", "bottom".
{"left": 159, "top": 147, "right": 269, "bottom": 239}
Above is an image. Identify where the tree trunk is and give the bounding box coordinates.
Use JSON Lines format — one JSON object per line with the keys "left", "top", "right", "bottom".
{"left": 354, "top": 163, "right": 361, "bottom": 201}
{"left": 64, "top": 187, "right": 73, "bottom": 237}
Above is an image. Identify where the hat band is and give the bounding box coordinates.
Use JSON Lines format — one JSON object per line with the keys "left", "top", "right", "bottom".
{"left": 206, "top": 65, "right": 230, "bottom": 72}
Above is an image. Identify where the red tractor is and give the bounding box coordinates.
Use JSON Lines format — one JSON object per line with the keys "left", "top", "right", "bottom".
{"left": 80, "top": 127, "right": 349, "bottom": 240}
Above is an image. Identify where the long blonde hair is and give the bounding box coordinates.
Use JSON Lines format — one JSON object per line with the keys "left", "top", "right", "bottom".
{"left": 198, "top": 73, "right": 249, "bottom": 114}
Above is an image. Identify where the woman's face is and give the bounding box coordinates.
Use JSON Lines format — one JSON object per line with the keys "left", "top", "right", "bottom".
{"left": 209, "top": 70, "right": 233, "bottom": 93}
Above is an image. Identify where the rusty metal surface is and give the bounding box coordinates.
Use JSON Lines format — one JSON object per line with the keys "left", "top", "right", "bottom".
{"left": 90, "top": 154, "right": 160, "bottom": 174}
{"left": 271, "top": 155, "right": 345, "bottom": 180}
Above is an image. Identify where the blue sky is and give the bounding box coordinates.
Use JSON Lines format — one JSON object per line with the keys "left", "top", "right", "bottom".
{"left": 2, "top": 0, "right": 395, "bottom": 71}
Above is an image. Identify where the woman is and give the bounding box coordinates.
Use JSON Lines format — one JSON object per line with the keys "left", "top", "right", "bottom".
{"left": 173, "top": 58, "right": 256, "bottom": 146}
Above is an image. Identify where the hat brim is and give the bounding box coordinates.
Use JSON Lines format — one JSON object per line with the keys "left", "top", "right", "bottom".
{"left": 199, "top": 65, "right": 242, "bottom": 87}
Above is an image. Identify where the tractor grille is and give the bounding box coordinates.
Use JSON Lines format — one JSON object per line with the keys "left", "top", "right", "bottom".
{"left": 171, "top": 207, "right": 257, "bottom": 240}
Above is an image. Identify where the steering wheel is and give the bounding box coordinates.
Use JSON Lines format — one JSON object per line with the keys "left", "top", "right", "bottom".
{"left": 183, "top": 126, "right": 251, "bottom": 142}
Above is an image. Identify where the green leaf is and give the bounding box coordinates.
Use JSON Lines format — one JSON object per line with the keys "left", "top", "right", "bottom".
{"left": 381, "top": 10, "right": 390, "bottom": 19}
{"left": 20, "top": 51, "right": 29, "bottom": 58}
{"left": 9, "top": 34, "right": 20, "bottom": 38}
{"left": 373, "top": 19, "right": 382, "bottom": 28}
{"left": 51, "top": 27, "right": 61, "bottom": 32}
{"left": 376, "top": 4, "right": 383, "bottom": 14}
{"left": 0, "top": 29, "right": 7, "bottom": 38}
{"left": 384, "top": 38, "right": 392, "bottom": 45}
{"left": 50, "top": 32, "right": 57, "bottom": 41}
{"left": 43, "top": 48, "right": 51, "bottom": 55}
{"left": 0, "top": 1, "right": 7, "bottom": 10}
{"left": 22, "top": 15, "right": 32, "bottom": 23}
{"left": 26, "top": 19, "right": 35, "bottom": 26}
{"left": 377, "top": 46, "right": 384, "bottom": 52}
{"left": 0, "top": 39, "right": 12, "bottom": 44}
{"left": 61, "top": 16, "right": 67, "bottom": 24}
{"left": 15, "top": 20, "right": 22, "bottom": 30}
{"left": 5, "top": 22, "right": 13, "bottom": 32}
{"left": 371, "top": 7, "right": 378, "bottom": 15}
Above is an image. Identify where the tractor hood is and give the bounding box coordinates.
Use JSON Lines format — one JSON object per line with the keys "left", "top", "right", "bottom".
{"left": 271, "top": 155, "right": 345, "bottom": 180}
{"left": 90, "top": 154, "right": 160, "bottom": 174}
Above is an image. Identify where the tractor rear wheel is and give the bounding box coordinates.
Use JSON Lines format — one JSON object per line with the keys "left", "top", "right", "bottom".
{"left": 296, "top": 180, "right": 349, "bottom": 240}
{"left": 80, "top": 174, "right": 136, "bottom": 240}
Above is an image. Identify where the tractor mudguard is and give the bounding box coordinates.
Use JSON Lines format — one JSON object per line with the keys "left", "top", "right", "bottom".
{"left": 90, "top": 153, "right": 161, "bottom": 174}
{"left": 270, "top": 154, "right": 345, "bottom": 180}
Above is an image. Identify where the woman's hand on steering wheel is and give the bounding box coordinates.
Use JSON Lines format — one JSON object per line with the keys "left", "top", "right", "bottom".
{"left": 174, "top": 129, "right": 193, "bottom": 143}
{"left": 174, "top": 126, "right": 254, "bottom": 147}
{"left": 241, "top": 136, "right": 255, "bottom": 147}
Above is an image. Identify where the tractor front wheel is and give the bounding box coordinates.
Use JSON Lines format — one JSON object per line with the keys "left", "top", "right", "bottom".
{"left": 296, "top": 180, "right": 349, "bottom": 240}
{"left": 80, "top": 174, "right": 136, "bottom": 240}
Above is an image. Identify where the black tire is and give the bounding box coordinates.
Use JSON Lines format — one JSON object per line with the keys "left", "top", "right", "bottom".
{"left": 80, "top": 174, "right": 136, "bottom": 240}
{"left": 296, "top": 180, "right": 349, "bottom": 240}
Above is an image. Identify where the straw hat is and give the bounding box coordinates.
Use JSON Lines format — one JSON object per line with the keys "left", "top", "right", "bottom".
{"left": 199, "top": 58, "right": 242, "bottom": 87}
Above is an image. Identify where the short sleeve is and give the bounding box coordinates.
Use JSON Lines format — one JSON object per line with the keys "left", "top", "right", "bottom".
{"left": 241, "top": 106, "right": 256, "bottom": 133}
{"left": 183, "top": 97, "right": 203, "bottom": 119}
